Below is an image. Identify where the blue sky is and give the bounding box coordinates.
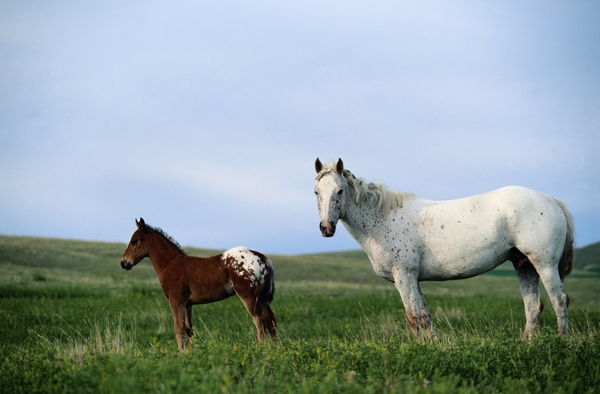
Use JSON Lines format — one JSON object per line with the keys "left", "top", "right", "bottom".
{"left": 1, "top": 1, "right": 599, "bottom": 254}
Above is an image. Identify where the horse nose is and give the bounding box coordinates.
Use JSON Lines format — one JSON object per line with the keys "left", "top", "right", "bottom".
{"left": 121, "top": 259, "right": 132, "bottom": 270}
{"left": 319, "top": 222, "right": 336, "bottom": 237}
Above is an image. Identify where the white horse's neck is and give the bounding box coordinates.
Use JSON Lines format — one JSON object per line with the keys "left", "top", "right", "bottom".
{"left": 341, "top": 197, "right": 390, "bottom": 254}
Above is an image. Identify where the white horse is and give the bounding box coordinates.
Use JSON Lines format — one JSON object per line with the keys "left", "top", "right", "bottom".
{"left": 314, "top": 158, "right": 574, "bottom": 340}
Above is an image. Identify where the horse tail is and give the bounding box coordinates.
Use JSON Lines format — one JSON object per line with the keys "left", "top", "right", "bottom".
{"left": 259, "top": 259, "right": 275, "bottom": 304}
{"left": 556, "top": 199, "right": 575, "bottom": 281}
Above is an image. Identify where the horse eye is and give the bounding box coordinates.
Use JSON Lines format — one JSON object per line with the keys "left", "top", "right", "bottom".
{"left": 337, "top": 189, "right": 344, "bottom": 195}
{"left": 131, "top": 240, "right": 139, "bottom": 246}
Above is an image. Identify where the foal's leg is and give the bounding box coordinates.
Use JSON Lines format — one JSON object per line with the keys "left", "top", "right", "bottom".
{"left": 259, "top": 301, "right": 278, "bottom": 342}
{"left": 240, "top": 296, "right": 267, "bottom": 342}
{"left": 184, "top": 304, "right": 194, "bottom": 339}
{"left": 169, "top": 299, "right": 189, "bottom": 351}
{"left": 512, "top": 258, "right": 543, "bottom": 340}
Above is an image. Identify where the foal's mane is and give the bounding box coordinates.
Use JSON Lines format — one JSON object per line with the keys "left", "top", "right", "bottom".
{"left": 146, "top": 223, "right": 188, "bottom": 255}
{"left": 317, "top": 162, "right": 415, "bottom": 215}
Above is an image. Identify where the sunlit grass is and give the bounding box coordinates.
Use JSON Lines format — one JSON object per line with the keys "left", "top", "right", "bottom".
{"left": 31, "top": 315, "right": 140, "bottom": 367}
{"left": 2, "top": 235, "right": 600, "bottom": 393}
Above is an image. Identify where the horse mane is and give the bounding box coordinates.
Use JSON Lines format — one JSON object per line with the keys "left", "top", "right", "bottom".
{"left": 146, "top": 223, "right": 188, "bottom": 255}
{"left": 317, "top": 162, "right": 415, "bottom": 215}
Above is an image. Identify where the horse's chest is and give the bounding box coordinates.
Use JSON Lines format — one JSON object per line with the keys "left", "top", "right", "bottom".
{"left": 347, "top": 219, "right": 415, "bottom": 280}
{"left": 369, "top": 259, "right": 395, "bottom": 282}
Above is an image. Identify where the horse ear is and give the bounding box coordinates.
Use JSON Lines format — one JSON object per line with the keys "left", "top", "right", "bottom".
{"left": 315, "top": 158, "right": 323, "bottom": 174}
{"left": 336, "top": 158, "right": 344, "bottom": 174}
{"left": 137, "top": 218, "right": 146, "bottom": 230}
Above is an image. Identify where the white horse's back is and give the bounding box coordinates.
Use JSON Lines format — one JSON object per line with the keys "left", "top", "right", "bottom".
{"left": 409, "top": 186, "right": 568, "bottom": 281}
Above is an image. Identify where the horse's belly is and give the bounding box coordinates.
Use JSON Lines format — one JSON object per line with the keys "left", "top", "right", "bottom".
{"left": 414, "top": 207, "right": 513, "bottom": 281}
{"left": 418, "top": 253, "right": 506, "bottom": 281}
{"left": 190, "top": 288, "right": 233, "bottom": 304}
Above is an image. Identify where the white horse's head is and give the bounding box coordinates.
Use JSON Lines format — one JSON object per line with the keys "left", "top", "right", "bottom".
{"left": 314, "top": 158, "right": 347, "bottom": 237}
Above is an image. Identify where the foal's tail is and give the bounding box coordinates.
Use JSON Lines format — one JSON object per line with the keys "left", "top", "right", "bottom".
{"left": 556, "top": 199, "right": 575, "bottom": 281}
{"left": 259, "top": 260, "right": 275, "bottom": 303}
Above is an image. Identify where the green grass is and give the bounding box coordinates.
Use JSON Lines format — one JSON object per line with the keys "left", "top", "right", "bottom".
{"left": 1, "top": 235, "right": 599, "bottom": 393}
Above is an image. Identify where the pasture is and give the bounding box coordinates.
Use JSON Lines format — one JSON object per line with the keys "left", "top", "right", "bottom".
{"left": 1, "top": 235, "right": 599, "bottom": 393}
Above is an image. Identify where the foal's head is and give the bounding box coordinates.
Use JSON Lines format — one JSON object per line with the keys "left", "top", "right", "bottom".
{"left": 120, "top": 218, "right": 151, "bottom": 270}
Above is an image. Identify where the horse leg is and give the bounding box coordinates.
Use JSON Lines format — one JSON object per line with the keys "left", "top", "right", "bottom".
{"left": 537, "top": 265, "right": 569, "bottom": 335}
{"left": 240, "top": 296, "right": 267, "bottom": 343}
{"left": 511, "top": 254, "right": 543, "bottom": 340}
{"left": 169, "top": 299, "right": 189, "bottom": 351}
{"left": 418, "top": 285, "right": 436, "bottom": 340}
{"left": 184, "top": 304, "right": 194, "bottom": 340}
{"left": 259, "top": 301, "right": 278, "bottom": 342}
{"left": 394, "top": 270, "right": 426, "bottom": 340}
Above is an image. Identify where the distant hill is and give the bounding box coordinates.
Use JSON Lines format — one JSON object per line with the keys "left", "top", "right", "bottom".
{"left": 575, "top": 242, "right": 600, "bottom": 273}
{"left": 0, "top": 236, "right": 598, "bottom": 284}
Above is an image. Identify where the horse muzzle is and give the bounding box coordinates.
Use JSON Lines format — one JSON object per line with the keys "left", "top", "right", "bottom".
{"left": 120, "top": 259, "right": 133, "bottom": 270}
{"left": 319, "top": 221, "right": 336, "bottom": 237}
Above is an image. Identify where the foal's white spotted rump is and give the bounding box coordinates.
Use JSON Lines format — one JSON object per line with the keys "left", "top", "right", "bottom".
{"left": 222, "top": 247, "right": 269, "bottom": 287}
{"left": 314, "top": 158, "right": 574, "bottom": 340}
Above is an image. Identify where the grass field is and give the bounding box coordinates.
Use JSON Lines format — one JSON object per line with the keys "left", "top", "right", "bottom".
{"left": 1, "top": 235, "right": 599, "bottom": 393}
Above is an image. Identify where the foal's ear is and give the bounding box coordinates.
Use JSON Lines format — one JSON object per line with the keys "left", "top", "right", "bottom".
{"left": 315, "top": 158, "right": 323, "bottom": 174}
{"left": 136, "top": 217, "right": 146, "bottom": 230}
{"left": 336, "top": 158, "right": 344, "bottom": 174}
